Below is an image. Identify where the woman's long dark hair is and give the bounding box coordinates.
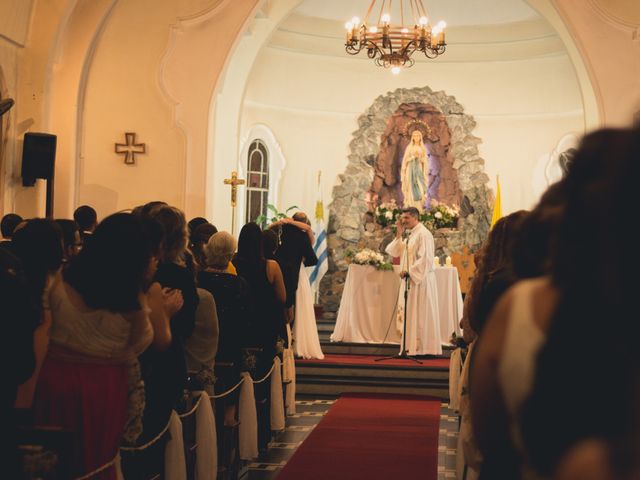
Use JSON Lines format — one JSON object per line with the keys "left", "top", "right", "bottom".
{"left": 465, "top": 210, "right": 527, "bottom": 334}
{"left": 12, "top": 219, "right": 64, "bottom": 308}
{"left": 64, "top": 212, "right": 154, "bottom": 312}
{"left": 520, "top": 127, "right": 640, "bottom": 476}
{"left": 237, "top": 222, "right": 264, "bottom": 264}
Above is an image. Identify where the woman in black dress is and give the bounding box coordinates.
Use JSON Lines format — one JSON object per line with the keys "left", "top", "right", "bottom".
{"left": 233, "top": 223, "right": 286, "bottom": 360}
{"left": 198, "top": 231, "right": 249, "bottom": 421}
{"left": 233, "top": 223, "right": 286, "bottom": 453}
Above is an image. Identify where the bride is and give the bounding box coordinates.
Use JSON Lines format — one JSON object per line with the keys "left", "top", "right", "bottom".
{"left": 401, "top": 130, "right": 430, "bottom": 211}
{"left": 277, "top": 217, "right": 324, "bottom": 360}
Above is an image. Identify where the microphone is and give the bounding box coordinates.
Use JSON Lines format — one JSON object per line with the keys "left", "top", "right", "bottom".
{"left": 0, "top": 98, "right": 14, "bottom": 117}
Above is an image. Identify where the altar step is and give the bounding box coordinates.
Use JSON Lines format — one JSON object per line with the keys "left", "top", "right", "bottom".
{"left": 315, "top": 314, "right": 453, "bottom": 357}
{"left": 295, "top": 355, "right": 450, "bottom": 399}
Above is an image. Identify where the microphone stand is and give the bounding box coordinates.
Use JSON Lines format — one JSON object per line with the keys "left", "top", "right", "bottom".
{"left": 376, "top": 230, "right": 422, "bottom": 364}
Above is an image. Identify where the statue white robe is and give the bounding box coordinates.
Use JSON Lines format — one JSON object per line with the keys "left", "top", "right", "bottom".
{"left": 385, "top": 223, "right": 442, "bottom": 355}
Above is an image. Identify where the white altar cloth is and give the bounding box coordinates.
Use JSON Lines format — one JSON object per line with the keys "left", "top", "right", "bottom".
{"left": 330, "top": 264, "right": 462, "bottom": 345}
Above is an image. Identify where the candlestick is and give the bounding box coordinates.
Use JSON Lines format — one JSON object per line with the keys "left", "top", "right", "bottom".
{"left": 434, "top": 256, "right": 440, "bottom": 268}
{"left": 445, "top": 255, "right": 452, "bottom": 267}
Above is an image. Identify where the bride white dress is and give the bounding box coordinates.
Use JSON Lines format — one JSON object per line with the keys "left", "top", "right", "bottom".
{"left": 293, "top": 263, "right": 324, "bottom": 359}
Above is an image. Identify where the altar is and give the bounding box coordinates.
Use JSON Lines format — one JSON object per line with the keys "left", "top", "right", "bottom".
{"left": 330, "top": 264, "right": 463, "bottom": 345}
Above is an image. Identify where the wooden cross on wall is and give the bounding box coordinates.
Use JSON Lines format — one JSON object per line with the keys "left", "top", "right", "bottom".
{"left": 224, "top": 170, "right": 245, "bottom": 234}
{"left": 223, "top": 171, "right": 245, "bottom": 207}
{"left": 115, "top": 132, "right": 146, "bottom": 165}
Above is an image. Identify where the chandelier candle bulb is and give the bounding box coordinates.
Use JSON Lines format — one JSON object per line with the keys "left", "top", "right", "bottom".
{"left": 431, "top": 29, "right": 440, "bottom": 48}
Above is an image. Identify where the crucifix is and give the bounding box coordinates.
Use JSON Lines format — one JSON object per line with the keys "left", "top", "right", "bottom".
{"left": 115, "top": 132, "right": 146, "bottom": 165}
{"left": 224, "top": 170, "right": 245, "bottom": 234}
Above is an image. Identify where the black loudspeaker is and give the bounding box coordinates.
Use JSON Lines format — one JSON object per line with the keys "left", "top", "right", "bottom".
{"left": 22, "top": 132, "right": 57, "bottom": 187}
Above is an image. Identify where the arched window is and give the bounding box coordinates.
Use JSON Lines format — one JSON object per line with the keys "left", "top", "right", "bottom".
{"left": 245, "top": 139, "right": 269, "bottom": 223}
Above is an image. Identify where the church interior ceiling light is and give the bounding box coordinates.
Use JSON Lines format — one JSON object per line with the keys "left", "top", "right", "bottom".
{"left": 344, "top": 0, "right": 446, "bottom": 74}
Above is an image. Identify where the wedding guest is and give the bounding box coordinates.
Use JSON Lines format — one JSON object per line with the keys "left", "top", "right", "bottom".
{"left": 519, "top": 127, "right": 640, "bottom": 479}
{"left": 234, "top": 222, "right": 286, "bottom": 454}
{"left": 234, "top": 222, "right": 286, "bottom": 358}
{"left": 472, "top": 127, "right": 639, "bottom": 480}
{"left": 187, "top": 216, "right": 209, "bottom": 240}
{"left": 262, "top": 229, "right": 279, "bottom": 261}
{"left": 191, "top": 222, "right": 217, "bottom": 270}
{"left": 2, "top": 219, "right": 63, "bottom": 477}
{"left": 1, "top": 212, "right": 22, "bottom": 246}
{"left": 456, "top": 211, "right": 527, "bottom": 479}
{"left": 32, "top": 213, "right": 159, "bottom": 479}
{"left": 55, "top": 219, "right": 82, "bottom": 263}
{"left": 73, "top": 205, "right": 97, "bottom": 245}
{"left": 185, "top": 287, "right": 219, "bottom": 393}
{"left": 198, "top": 231, "right": 250, "bottom": 423}
{"left": 465, "top": 210, "right": 527, "bottom": 337}
{"left": 136, "top": 205, "right": 198, "bottom": 452}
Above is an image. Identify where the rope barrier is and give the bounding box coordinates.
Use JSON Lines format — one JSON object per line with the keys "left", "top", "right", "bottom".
{"left": 74, "top": 453, "right": 119, "bottom": 480}
{"left": 178, "top": 392, "right": 203, "bottom": 419}
{"left": 120, "top": 419, "right": 172, "bottom": 452}
{"left": 118, "top": 357, "right": 279, "bottom": 453}
{"left": 210, "top": 377, "right": 244, "bottom": 399}
{"left": 252, "top": 360, "right": 277, "bottom": 384}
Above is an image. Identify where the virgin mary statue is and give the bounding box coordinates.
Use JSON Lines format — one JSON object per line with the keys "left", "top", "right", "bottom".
{"left": 401, "top": 130, "right": 429, "bottom": 211}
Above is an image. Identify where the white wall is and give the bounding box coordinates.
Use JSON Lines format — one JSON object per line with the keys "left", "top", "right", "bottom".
{"left": 240, "top": 37, "right": 584, "bottom": 217}
{"left": 0, "top": 0, "right": 35, "bottom": 215}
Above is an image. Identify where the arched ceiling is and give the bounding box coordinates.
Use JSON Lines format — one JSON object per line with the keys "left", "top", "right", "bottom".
{"left": 293, "top": 0, "right": 540, "bottom": 27}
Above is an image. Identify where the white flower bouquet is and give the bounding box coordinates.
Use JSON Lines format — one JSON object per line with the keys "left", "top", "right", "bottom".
{"left": 345, "top": 248, "right": 393, "bottom": 270}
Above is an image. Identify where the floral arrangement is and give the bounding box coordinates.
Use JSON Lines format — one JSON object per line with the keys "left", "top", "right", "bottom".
{"left": 345, "top": 248, "right": 393, "bottom": 270}
{"left": 373, "top": 199, "right": 401, "bottom": 227}
{"left": 421, "top": 200, "right": 460, "bottom": 230}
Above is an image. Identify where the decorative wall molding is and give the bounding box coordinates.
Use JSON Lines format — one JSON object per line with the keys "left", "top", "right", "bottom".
{"left": 238, "top": 123, "right": 287, "bottom": 220}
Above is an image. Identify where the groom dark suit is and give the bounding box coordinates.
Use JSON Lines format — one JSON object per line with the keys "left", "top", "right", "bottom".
{"left": 273, "top": 220, "right": 318, "bottom": 309}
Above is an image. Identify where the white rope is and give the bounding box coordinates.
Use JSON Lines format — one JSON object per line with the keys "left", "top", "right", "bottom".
{"left": 252, "top": 360, "right": 276, "bottom": 385}
{"left": 210, "top": 377, "right": 245, "bottom": 399}
{"left": 120, "top": 418, "right": 171, "bottom": 452}
{"left": 178, "top": 393, "right": 203, "bottom": 419}
{"left": 74, "top": 452, "right": 119, "bottom": 480}
{"left": 119, "top": 359, "right": 279, "bottom": 454}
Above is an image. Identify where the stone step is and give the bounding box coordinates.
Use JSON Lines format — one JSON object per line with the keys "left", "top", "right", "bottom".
{"left": 296, "top": 359, "right": 450, "bottom": 399}
{"left": 317, "top": 338, "right": 454, "bottom": 358}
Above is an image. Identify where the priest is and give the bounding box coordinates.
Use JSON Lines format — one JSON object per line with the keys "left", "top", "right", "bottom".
{"left": 385, "top": 207, "right": 441, "bottom": 355}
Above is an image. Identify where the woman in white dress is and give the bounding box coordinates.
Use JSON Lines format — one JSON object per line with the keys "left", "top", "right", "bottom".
{"left": 280, "top": 216, "right": 324, "bottom": 359}
{"left": 294, "top": 261, "right": 324, "bottom": 359}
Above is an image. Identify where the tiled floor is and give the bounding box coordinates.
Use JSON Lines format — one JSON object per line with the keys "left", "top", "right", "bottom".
{"left": 246, "top": 399, "right": 459, "bottom": 480}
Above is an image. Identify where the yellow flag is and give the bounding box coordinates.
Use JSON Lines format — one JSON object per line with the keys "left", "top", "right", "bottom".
{"left": 491, "top": 175, "right": 502, "bottom": 228}
{"left": 315, "top": 171, "right": 324, "bottom": 221}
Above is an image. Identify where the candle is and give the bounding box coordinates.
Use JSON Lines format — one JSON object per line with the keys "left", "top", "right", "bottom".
{"left": 445, "top": 255, "right": 452, "bottom": 267}
{"left": 430, "top": 30, "right": 439, "bottom": 49}
{"left": 434, "top": 256, "right": 440, "bottom": 267}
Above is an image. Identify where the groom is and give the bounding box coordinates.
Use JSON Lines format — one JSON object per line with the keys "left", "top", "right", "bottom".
{"left": 385, "top": 207, "right": 442, "bottom": 355}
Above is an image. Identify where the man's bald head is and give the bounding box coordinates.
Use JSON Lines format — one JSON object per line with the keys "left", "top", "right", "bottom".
{"left": 292, "top": 212, "right": 310, "bottom": 226}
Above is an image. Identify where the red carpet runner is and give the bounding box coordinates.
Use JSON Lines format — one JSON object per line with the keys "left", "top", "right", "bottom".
{"left": 277, "top": 393, "right": 441, "bottom": 480}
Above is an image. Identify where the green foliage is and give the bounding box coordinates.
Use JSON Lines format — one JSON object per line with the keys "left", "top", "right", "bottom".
{"left": 422, "top": 201, "right": 459, "bottom": 229}
{"left": 255, "top": 204, "right": 300, "bottom": 228}
{"left": 373, "top": 200, "right": 401, "bottom": 227}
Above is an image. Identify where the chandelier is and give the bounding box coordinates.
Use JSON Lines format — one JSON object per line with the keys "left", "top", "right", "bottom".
{"left": 345, "top": 0, "right": 446, "bottom": 74}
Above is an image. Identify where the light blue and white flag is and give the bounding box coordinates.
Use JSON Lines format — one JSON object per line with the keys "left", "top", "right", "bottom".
{"left": 309, "top": 171, "right": 328, "bottom": 298}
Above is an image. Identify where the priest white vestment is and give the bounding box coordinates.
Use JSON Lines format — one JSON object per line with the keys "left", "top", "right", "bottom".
{"left": 385, "top": 223, "right": 442, "bottom": 355}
